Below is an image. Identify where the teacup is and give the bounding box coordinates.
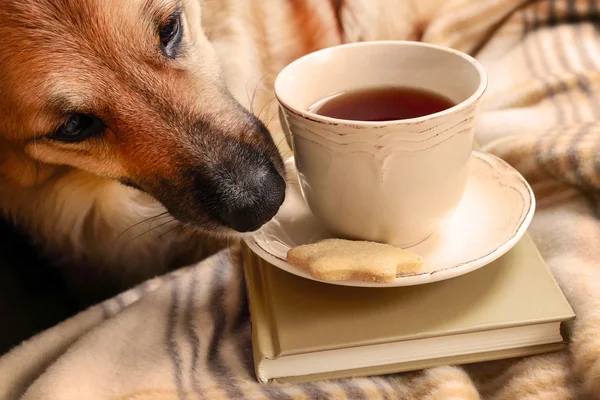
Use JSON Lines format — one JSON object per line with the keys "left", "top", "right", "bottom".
{"left": 274, "top": 41, "right": 487, "bottom": 247}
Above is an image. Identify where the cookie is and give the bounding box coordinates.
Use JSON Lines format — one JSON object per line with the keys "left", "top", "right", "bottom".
{"left": 286, "top": 238, "right": 423, "bottom": 283}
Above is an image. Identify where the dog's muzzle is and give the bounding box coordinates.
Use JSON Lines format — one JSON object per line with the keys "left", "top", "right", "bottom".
{"left": 194, "top": 155, "right": 286, "bottom": 233}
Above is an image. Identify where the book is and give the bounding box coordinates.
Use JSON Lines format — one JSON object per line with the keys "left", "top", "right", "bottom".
{"left": 241, "top": 234, "right": 575, "bottom": 384}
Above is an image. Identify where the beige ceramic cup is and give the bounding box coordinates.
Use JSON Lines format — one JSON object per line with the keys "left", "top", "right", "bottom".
{"left": 274, "top": 41, "right": 487, "bottom": 247}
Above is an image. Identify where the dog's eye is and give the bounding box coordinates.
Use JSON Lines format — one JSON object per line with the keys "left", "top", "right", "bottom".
{"left": 51, "top": 114, "right": 104, "bottom": 142}
{"left": 159, "top": 14, "right": 179, "bottom": 45}
{"left": 159, "top": 12, "right": 182, "bottom": 58}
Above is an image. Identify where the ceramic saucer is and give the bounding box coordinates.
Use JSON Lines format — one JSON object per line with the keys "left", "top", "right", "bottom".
{"left": 244, "top": 151, "right": 535, "bottom": 287}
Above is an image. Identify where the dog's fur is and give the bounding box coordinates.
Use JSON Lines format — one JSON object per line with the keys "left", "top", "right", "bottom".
{"left": 0, "top": 0, "right": 433, "bottom": 296}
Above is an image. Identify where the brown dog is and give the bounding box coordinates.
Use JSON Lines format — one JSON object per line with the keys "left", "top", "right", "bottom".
{"left": 0, "top": 0, "right": 428, "bottom": 294}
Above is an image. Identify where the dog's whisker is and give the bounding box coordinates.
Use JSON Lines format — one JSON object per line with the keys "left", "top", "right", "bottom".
{"left": 250, "top": 72, "right": 273, "bottom": 117}
{"left": 148, "top": 213, "right": 175, "bottom": 229}
{"left": 125, "top": 217, "right": 177, "bottom": 244}
{"left": 257, "top": 96, "right": 277, "bottom": 121}
{"left": 265, "top": 108, "right": 280, "bottom": 130}
{"left": 115, "top": 211, "right": 170, "bottom": 243}
{"left": 275, "top": 135, "right": 289, "bottom": 148}
{"left": 250, "top": 88, "right": 271, "bottom": 104}
{"left": 152, "top": 223, "right": 181, "bottom": 243}
{"left": 274, "top": 135, "right": 292, "bottom": 155}
{"left": 245, "top": 79, "right": 256, "bottom": 115}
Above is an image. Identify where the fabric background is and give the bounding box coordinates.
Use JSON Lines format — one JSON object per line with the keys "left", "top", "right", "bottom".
{"left": 2, "top": 0, "right": 600, "bottom": 398}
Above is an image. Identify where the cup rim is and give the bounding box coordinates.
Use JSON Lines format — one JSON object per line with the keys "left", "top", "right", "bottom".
{"left": 274, "top": 40, "right": 488, "bottom": 127}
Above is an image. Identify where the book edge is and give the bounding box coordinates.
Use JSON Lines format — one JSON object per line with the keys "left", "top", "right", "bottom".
{"left": 242, "top": 243, "right": 281, "bottom": 384}
{"left": 268, "top": 342, "right": 566, "bottom": 384}
{"left": 526, "top": 235, "right": 576, "bottom": 317}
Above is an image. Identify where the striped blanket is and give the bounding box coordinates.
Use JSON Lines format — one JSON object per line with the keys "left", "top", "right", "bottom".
{"left": 3, "top": 0, "right": 600, "bottom": 398}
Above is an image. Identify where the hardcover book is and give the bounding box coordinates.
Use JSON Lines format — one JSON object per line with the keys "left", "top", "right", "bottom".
{"left": 242, "top": 235, "right": 575, "bottom": 383}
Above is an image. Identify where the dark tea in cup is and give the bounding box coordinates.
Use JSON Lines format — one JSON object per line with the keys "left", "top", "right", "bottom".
{"left": 309, "top": 86, "right": 455, "bottom": 122}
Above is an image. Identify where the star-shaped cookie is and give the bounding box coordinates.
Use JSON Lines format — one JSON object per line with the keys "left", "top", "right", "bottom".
{"left": 286, "top": 238, "right": 423, "bottom": 283}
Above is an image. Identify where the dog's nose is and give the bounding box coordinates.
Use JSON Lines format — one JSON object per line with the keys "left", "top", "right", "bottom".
{"left": 196, "top": 162, "right": 286, "bottom": 233}
{"left": 219, "top": 166, "right": 286, "bottom": 232}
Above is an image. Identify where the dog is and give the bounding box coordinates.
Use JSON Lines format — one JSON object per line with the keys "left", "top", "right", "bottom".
{"left": 0, "top": 0, "right": 429, "bottom": 297}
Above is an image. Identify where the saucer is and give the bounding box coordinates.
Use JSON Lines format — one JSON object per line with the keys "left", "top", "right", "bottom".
{"left": 244, "top": 151, "right": 535, "bottom": 287}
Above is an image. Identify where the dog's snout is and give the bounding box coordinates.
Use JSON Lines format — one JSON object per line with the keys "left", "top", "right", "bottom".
{"left": 196, "top": 161, "right": 286, "bottom": 233}
{"left": 220, "top": 165, "right": 285, "bottom": 232}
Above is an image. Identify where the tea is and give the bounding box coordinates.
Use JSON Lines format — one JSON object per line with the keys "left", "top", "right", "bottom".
{"left": 310, "top": 86, "right": 455, "bottom": 121}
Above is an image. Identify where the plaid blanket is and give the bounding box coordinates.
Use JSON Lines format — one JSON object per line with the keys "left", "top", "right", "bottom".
{"left": 2, "top": 0, "right": 600, "bottom": 398}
